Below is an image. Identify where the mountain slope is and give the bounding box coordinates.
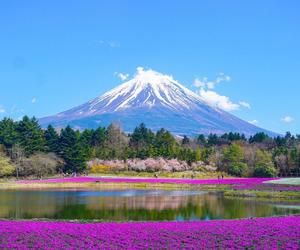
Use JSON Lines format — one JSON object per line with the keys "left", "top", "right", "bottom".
{"left": 40, "top": 67, "right": 276, "bottom": 137}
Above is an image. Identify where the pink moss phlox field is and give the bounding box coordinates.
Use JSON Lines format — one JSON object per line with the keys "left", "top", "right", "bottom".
{"left": 20, "top": 177, "right": 300, "bottom": 191}
{"left": 19, "top": 177, "right": 276, "bottom": 188}
{"left": 1, "top": 216, "right": 300, "bottom": 249}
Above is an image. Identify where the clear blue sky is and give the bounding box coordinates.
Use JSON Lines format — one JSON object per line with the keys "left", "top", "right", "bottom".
{"left": 0, "top": 0, "right": 299, "bottom": 135}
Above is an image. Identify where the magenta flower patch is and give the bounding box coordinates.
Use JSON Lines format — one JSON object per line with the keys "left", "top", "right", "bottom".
{"left": 0, "top": 216, "right": 299, "bottom": 249}
{"left": 18, "top": 177, "right": 300, "bottom": 191}
{"left": 19, "top": 176, "right": 276, "bottom": 187}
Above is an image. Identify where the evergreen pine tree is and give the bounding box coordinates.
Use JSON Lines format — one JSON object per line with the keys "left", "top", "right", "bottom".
{"left": 16, "top": 116, "right": 45, "bottom": 155}
{"left": 59, "top": 126, "right": 86, "bottom": 173}
{"left": 44, "top": 125, "right": 60, "bottom": 153}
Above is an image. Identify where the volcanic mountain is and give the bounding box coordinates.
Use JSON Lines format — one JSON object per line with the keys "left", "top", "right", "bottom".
{"left": 40, "top": 67, "right": 275, "bottom": 137}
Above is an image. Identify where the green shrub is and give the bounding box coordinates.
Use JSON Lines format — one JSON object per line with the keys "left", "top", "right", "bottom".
{"left": 253, "top": 165, "right": 277, "bottom": 177}
{"left": 0, "top": 154, "right": 15, "bottom": 177}
{"left": 228, "top": 162, "right": 247, "bottom": 177}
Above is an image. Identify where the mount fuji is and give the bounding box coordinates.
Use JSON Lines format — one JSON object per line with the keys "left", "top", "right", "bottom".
{"left": 40, "top": 67, "right": 275, "bottom": 137}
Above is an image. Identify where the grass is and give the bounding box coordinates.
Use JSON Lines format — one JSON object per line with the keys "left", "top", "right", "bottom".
{"left": 267, "top": 178, "right": 300, "bottom": 186}
{"left": 89, "top": 170, "right": 230, "bottom": 179}
{"left": 0, "top": 180, "right": 228, "bottom": 191}
{"left": 224, "top": 189, "right": 300, "bottom": 200}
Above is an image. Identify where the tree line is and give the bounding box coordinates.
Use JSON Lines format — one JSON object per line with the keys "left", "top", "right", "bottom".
{"left": 0, "top": 116, "right": 300, "bottom": 178}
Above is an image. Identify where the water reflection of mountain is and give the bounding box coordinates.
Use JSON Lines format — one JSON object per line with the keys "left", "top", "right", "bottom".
{"left": 0, "top": 190, "right": 300, "bottom": 221}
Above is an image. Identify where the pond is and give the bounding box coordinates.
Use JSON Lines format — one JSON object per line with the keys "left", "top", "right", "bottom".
{"left": 0, "top": 189, "right": 299, "bottom": 221}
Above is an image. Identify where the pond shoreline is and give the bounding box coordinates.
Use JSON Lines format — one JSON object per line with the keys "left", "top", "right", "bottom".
{"left": 1, "top": 177, "right": 300, "bottom": 201}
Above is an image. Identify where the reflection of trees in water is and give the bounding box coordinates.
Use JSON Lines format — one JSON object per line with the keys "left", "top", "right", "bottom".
{"left": 53, "top": 193, "right": 300, "bottom": 221}
{"left": 0, "top": 191, "right": 59, "bottom": 218}
{"left": 0, "top": 190, "right": 300, "bottom": 220}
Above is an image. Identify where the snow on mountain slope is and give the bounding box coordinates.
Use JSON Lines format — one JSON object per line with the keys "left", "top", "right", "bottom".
{"left": 39, "top": 67, "right": 276, "bottom": 137}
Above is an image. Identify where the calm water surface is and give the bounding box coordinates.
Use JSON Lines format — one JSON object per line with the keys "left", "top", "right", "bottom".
{"left": 0, "top": 189, "right": 299, "bottom": 221}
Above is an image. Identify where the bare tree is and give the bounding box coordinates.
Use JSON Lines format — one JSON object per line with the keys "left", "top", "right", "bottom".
{"left": 9, "top": 144, "right": 25, "bottom": 179}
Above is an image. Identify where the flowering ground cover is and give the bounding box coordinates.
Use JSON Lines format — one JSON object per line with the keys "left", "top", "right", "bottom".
{"left": 0, "top": 216, "right": 299, "bottom": 249}
{"left": 19, "top": 176, "right": 275, "bottom": 187}
{"left": 17, "top": 176, "right": 300, "bottom": 192}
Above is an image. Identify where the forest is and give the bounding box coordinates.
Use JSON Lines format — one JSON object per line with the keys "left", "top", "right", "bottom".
{"left": 0, "top": 116, "right": 299, "bottom": 178}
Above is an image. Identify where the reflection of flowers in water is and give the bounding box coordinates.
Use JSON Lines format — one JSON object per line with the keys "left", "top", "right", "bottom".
{"left": 85, "top": 194, "right": 213, "bottom": 210}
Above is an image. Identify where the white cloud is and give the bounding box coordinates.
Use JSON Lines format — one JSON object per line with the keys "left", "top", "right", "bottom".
{"left": 281, "top": 116, "right": 294, "bottom": 123}
{"left": 239, "top": 101, "right": 251, "bottom": 109}
{"left": 193, "top": 78, "right": 206, "bottom": 88}
{"left": 194, "top": 73, "right": 250, "bottom": 112}
{"left": 198, "top": 88, "right": 240, "bottom": 111}
{"left": 31, "top": 97, "right": 37, "bottom": 104}
{"left": 216, "top": 73, "right": 231, "bottom": 84}
{"left": 248, "top": 120, "right": 259, "bottom": 125}
{"left": 114, "top": 72, "right": 129, "bottom": 81}
{"left": 0, "top": 105, "right": 5, "bottom": 113}
{"left": 194, "top": 73, "right": 231, "bottom": 90}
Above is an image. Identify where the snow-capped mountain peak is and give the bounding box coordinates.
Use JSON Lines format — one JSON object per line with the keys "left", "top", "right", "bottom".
{"left": 90, "top": 67, "right": 202, "bottom": 113}
{"left": 39, "top": 67, "right": 276, "bottom": 137}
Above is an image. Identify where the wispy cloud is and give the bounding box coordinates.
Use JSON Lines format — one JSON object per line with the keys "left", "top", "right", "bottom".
{"left": 0, "top": 105, "right": 5, "bottom": 113}
{"left": 114, "top": 72, "right": 129, "bottom": 81}
{"left": 97, "top": 40, "right": 120, "bottom": 48}
{"left": 248, "top": 119, "right": 259, "bottom": 125}
{"left": 281, "top": 116, "right": 294, "bottom": 123}
{"left": 194, "top": 73, "right": 250, "bottom": 112}
{"left": 193, "top": 73, "right": 231, "bottom": 90}
{"left": 10, "top": 105, "right": 25, "bottom": 116}
{"left": 31, "top": 97, "right": 37, "bottom": 104}
{"left": 239, "top": 101, "right": 251, "bottom": 109}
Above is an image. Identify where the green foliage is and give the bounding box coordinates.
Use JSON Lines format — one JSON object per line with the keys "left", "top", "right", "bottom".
{"left": 249, "top": 132, "right": 269, "bottom": 144}
{"left": 195, "top": 148, "right": 202, "bottom": 162}
{"left": 222, "top": 144, "right": 244, "bottom": 164}
{"left": 255, "top": 149, "right": 273, "bottom": 166}
{"left": 253, "top": 165, "right": 277, "bottom": 177}
{"left": 0, "top": 118, "right": 18, "bottom": 148}
{"left": 0, "top": 116, "right": 300, "bottom": 178}
{"left": 79, "top": 129, "right": 94, "bottom": 159}
{"left": 92, "top": 127, "right": 106, "bottom": 147}
{"left": 0, "top": 154, "right": 15, "bottom": 177}
{"left": 221, "top": 132, "right": 246, "bottom": 142}
{"left": 177, "top": 148, "right": 196, "bottom": 165}
{"left": 228, "top": 162, "right": 247, "bottom": 177}
{"left": 222, "top": 144, "right": 246, "bottom": 176}
{"left": 181, "top": 135, "right": 190, "bottom": 146}
{"left": 201, "top": 147, "right": 213, "bottom": 164}
{"left": 59, "top": 126, "right": 87, "bottom": 173}
{"left": 154, "top": 128, "right": 177, "bottom": 158}
{"left": 44, "top": 125, "right": 60, "bottom": 153}
{"left": 196, "top": 134, "right": 206, "bottom": 146}
{"left": 16, "top": 116, "right": 45, "bottom": 156}
{"left": 129, "top": 123, "right": 155, "bottom": 159}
